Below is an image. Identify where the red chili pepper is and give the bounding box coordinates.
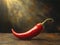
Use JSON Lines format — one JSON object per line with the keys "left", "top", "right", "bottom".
{"left": 11, "top": 18, "right": 54, "bottom": 39}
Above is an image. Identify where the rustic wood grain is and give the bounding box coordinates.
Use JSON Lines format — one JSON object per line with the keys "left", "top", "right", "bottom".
{"left": 0, "top": 33, "right": 60, "bottom": 45}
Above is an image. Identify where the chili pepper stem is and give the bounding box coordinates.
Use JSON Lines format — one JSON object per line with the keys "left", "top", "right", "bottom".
{"left": 41, "top": 18, "right": 54, "bottom": 25}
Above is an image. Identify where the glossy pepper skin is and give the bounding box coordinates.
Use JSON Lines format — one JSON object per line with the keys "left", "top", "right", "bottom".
{"left": 11, "top": 18, "right": 54, "bottom": 39}
{"left": 12, "top": 23, "right": 43, "bottom": 39}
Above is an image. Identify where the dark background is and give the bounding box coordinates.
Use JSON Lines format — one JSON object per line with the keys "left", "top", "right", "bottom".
{"left": 0, "top": 0, "right": 60, "bottom": 33}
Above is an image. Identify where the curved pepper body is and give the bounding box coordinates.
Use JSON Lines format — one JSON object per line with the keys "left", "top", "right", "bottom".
{"left": 12, "top": 23, "right": 43, "bottom": 39}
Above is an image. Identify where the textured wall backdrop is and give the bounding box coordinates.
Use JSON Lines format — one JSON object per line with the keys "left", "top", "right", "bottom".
{"left": 0, "top": 0, "right": 60, "bottom": 33}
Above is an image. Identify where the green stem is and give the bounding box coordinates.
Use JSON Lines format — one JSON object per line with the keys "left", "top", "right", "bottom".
{"left": 41, "top": 18, "right": 54, "bottom": 25}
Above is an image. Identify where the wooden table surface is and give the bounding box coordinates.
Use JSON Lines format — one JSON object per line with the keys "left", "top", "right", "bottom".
{"left": 0, "top": 33, "right": 60, "bottom": 45}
